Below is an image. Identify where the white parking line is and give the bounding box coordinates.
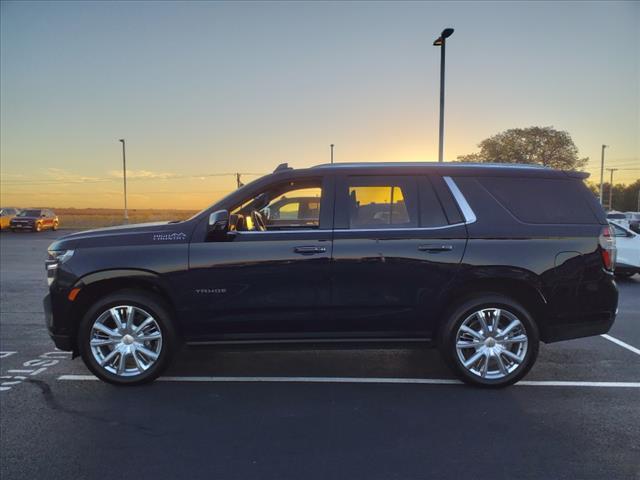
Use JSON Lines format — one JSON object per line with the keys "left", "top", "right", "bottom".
{"left": 601, "top": 334, "right": 640, "bottom": 356}
{"left": 57, "top": 375, "right": 640, "bottom": 388}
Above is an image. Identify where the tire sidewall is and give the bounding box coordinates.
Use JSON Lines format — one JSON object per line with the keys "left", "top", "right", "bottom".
{"left": 78, "top": 291, "right": 176, "bottom": 386}
{"left": 439, "top": 294, "right": 540, "bottom": 388}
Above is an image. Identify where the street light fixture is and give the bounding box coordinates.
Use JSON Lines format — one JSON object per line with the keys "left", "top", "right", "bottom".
{"left": 119, "top": 139, "right": 129, "bottom": 223}
{"left": 433, "top": 28, "right": 454, "bottom": 162}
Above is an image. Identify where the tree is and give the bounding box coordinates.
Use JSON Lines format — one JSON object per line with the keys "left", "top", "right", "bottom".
{"left": 586, "top": 180, "right": 640, "bottom": 211}
{"left": 457, "top": 126, "right": 588, "bottom": 170}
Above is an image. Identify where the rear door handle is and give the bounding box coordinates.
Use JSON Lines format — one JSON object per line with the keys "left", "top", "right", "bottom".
{"left": 418, "top": 244, "right": 453, "bottom": 253}
{"left": 294, "top": 246, "right": 327, "bottom": 255}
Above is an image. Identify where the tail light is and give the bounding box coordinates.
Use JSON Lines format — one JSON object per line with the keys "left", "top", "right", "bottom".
{"left": 599, "top": 225, "right": 617, "bottom": 272}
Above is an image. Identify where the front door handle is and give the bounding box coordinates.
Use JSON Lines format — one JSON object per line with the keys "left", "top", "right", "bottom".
{"left": 418, "top": 244, "right": 454, "bottom": 253}
{"left": 294, "top": 246, "right": 327, "bottom": 255}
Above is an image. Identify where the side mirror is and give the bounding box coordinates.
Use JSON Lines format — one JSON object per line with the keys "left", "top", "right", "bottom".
{"left": 208, "top": 210, "right": 229, "bottom": 233}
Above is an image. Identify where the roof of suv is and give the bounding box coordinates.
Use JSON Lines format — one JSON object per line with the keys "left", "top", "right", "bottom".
{"left": 275, "top": 162, "right": 589, "bottom": 179}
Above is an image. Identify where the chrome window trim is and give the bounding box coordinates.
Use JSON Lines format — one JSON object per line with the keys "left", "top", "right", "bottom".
{"left": 443, "top": 176, "right": 477, "bottom": 224}
{"left": 236, "top": 223, "right": 466, "bottom": 235}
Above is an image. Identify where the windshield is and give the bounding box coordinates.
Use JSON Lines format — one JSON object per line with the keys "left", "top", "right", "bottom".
{"left": 17, "top": 210, "right": 41, "bottom": 217}
{"left": 186, "top": 175, "right": 265, "bottom": 222}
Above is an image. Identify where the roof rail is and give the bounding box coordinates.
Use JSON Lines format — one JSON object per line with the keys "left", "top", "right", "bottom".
{"left": 311, "top": 161, "right": 551, "bottom": 170}
{"left": 273, "top": 163, "right": 292, "bottom": 173}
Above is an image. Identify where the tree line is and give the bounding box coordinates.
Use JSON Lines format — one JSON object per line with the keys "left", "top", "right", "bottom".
{"left": 456, "top": 126, "right": 638, "bottom": 212}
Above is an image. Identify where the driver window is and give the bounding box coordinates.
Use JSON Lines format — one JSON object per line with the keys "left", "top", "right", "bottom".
{"left": 262, "top": 188, "right": 321, "bottom": 228}
{"left": 231, "top": 182, "right": 322, "bottom": 231}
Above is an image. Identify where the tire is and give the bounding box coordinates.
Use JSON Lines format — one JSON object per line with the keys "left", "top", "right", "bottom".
{"left": 615, "top": 271, "right": 635, "bottom": 278}
{"left": 77, "top": 290, "right": 177, "bottom": 385}
{"left": 35, "top": 223, "right": 42, "bottom": 232}
{"left": 11, "top": 228, "right": 16, "bottom": 233}
{"left": 52, "top": 222, "right": 59, "bottom": 231}
{"left": 438, "top": 294, "right": 539, "bottom": 388}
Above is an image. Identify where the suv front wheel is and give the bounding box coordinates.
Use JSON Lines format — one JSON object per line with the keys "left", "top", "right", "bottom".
{"left": 78, "top": 290, "right": 176, "bottom": 385}
{"left": 439, "top": 294, "right": 539, "bottom": 388}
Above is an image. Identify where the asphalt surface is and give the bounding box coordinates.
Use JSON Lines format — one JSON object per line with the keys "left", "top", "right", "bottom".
{"left": 1, "top": 230, "right": 639, "bottom": 480}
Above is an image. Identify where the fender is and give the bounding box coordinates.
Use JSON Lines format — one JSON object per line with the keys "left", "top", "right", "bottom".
{"left": 436, "top": 265, "right": 550, "bottom": 320}
{"left": 72, "top": 268, "right": 162, "bottom": 290}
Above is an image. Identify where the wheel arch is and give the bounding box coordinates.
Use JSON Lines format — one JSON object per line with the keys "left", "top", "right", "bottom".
{"left": 68, "top": 270, "right": 181, "bottom": 353}
{"left": 433, "top": 275, "right": 549, "bottom": 340}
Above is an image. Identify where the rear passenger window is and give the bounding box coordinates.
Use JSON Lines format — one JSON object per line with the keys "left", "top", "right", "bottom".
{"left": 478, "top": 177, "right": 598, "bottom": 224}
{"left": 419, "top": 177, "right": 448, "bottom": 227}
{"left": 346, "top": 177, "right": 418, "bottom": 228}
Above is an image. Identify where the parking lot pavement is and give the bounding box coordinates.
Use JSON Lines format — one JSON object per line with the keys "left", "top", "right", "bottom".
{"left": 1, "top": 231, "right": 639, "bottom": 479}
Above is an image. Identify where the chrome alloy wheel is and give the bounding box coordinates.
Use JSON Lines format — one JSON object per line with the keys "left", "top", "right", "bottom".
{"left": 455, "top": 308, "right": 529, "bottom": 380}
{"left": 90, "top": 305, "right": 163, "bottom": 377}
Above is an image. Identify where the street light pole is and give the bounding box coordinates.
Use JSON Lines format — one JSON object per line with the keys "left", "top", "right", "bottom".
{"left": 606, "top": 168, "right": 618, "bottom": 211}
{"left": 330, "top": 144, "right": 334, "bottom": 164}
{"left": 118, "top": 139, "right": 128, "bottom": 223}
{"left": 433, "top": 28, "right": 454, "bottom": 163}
{"left": 599, "top": 144, "right": 608, "bottom": 205}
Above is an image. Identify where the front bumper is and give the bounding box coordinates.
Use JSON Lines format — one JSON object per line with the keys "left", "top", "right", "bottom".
{"left": 10, "top": 223, "right": 34, "bottom": 229}
{"left": 44, "top": 293, "right": 74, "bottom": 351}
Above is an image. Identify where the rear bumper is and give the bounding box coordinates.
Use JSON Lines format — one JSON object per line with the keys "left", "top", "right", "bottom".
{"left": 542, "top": 313, "right": 615, "bottom": 343}
{"left": 542, "top": 274, "right": 618, "bottom": 343}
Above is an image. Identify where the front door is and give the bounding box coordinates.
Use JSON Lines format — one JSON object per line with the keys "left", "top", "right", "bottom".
{"left": 330, "top": 174, "right": 467, "bottom": 338}
{"left": 186, "top": 175, "right": 335, "bottom": 340}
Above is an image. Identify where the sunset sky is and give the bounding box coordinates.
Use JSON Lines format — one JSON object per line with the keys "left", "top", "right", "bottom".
{"left": 1, "top": 1, "right": 638, "bottom": 210}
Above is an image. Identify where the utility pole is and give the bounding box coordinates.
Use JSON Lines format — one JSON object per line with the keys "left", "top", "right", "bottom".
{"left": 236, "top": 173, "right": 243, "bottom": 189}
{"left": 599, "top": 145, "right": 608, "bottom": 205}
{"left": 606, "top": 168, "right": 618, "bottom": 211}
{"left": 433, "top": 28, "right": 454, "bottom": 162}
{"left": 330, "top": 144, "right": 335, "bottom": 164}
{"left": 118, "top": 139, "right": 128, "bottom": 223}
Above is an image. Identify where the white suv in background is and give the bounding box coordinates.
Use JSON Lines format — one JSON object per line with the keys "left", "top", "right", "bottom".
{"left": 609, "top": 222, "right": 640, "bottom": 278}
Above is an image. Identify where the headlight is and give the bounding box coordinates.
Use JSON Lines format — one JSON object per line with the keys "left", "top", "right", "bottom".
{"left": 46, "top": 250, "right": 74, "bottom": 286}
{"left": 47, "top": 249, "right": 74, "bottom": 264}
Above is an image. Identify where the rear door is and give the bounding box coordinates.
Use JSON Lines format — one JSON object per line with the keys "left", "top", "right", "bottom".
{"left": 330, "top": 174, "right": 467, "bottom": 338}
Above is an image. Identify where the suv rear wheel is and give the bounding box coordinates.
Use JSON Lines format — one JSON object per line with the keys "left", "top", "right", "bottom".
{"left": 439, "top": 294, "right": 539, "bottom": 388}
{"left": 78, "top": 290, "right": 176, "bottom": 385}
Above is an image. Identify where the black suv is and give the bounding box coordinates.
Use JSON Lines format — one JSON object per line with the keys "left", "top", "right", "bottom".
{"left": 44, "top": 163, "right": 618, "bottom": 387}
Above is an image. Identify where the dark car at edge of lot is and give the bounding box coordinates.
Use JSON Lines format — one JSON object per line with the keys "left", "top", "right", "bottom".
{"left": 10, "top": 208, "right": 59, "bottom": 232}
{"left": 43, "top": 162, "right": 618, "bottom": 388}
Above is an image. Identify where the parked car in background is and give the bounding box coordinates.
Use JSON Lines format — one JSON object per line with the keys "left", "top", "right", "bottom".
{"left": 609, "top": 221, "right": 640, "bottom": 278}
{"left": 11, "top": 209, "right": 59, "bottom": 232}
{"left": 0, "top": 208, "right": 20, "bottom": 230}
{"left": 44, "top": 162, "right": 618, "bottom": 388}
{"left": 624, "top": 212, "right": 640, "bottom": 233}
{"left": 606, "top": 211, "right": 629, "bottom": 229}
